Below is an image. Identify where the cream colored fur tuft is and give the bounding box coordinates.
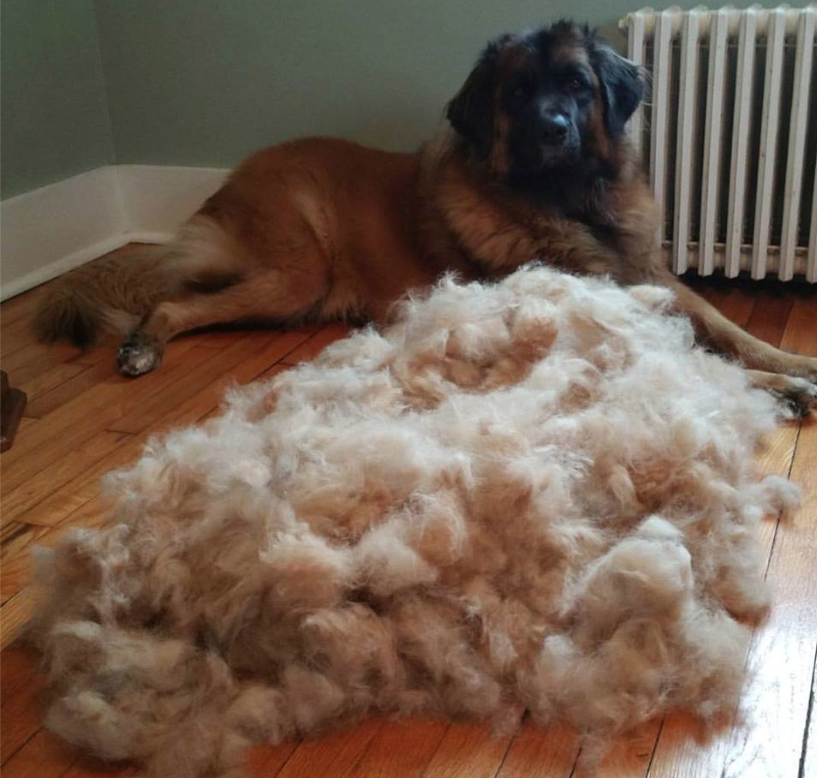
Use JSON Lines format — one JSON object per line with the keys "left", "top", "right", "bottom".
{"left": 31, "top": 266, "right": 798, "bottom": 777}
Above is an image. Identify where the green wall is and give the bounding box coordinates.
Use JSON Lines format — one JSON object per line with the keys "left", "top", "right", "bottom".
{"left": 4, "top": 1, "right": 759, "bottom": 198}
{"left": 1, "top": 0, "right": 114, "bottom": 199}
{"left": 92, "top": 0, "right": 629, "bottom": 169}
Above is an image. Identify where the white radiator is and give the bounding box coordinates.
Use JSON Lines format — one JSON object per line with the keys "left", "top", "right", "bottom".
{"left": 620, "top": 5, "right": 817, "bottom": 281}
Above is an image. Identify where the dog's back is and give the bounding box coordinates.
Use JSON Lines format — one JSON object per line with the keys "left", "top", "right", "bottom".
{"left": 33, "top": 138, "right": 433, "bottom": 372}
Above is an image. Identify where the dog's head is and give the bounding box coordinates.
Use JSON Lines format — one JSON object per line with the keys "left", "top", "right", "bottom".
{"left": 446, "top": 21, "right": 643, "bottom": 186}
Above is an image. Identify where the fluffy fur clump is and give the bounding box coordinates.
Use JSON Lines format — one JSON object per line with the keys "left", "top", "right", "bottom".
{"left": 30, "top": 266, "right": 798, "bottom": 777}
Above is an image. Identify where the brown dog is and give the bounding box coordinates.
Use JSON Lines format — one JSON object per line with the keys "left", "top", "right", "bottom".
{"left": 35, "top": 21, "right": 817, "bottom": 413}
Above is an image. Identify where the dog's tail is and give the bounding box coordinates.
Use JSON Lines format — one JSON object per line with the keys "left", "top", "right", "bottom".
{"left": 33, "top": 245, "right": 175, "bottom": 349}
{"left": 33, "top": 216, "right": 242, "bottom": 349}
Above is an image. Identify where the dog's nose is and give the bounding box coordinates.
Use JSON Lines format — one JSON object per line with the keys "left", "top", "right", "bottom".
{"left": 541, "top": 113, "right": 569, "bottom": 144}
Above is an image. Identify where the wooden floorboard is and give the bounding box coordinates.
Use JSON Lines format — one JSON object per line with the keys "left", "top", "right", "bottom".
{"left": 496, "top": 721, "right": 579, "bottom": 778}
{"left": 641, "top": 280, "right": 807, "bottom": 778}
{"left": 1, "top": 263, "right": 816, "bottom": 778}
{"left": 422, "top": 722, "right": 512, "bottom": 778}
{"left": 714, "top": 306, "right": 817, "bottom": 778}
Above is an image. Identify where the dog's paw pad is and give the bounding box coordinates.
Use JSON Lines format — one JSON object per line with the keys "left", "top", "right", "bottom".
{"left": 117, "top": 341, "right": 162, "bottom": 377}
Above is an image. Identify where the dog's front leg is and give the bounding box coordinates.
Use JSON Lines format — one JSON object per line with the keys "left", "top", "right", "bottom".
{"left": 664, "top": 275, "right": 817, "bottom": 383}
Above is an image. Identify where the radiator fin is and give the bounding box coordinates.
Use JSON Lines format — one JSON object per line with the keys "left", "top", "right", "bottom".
{"left": 673, "top": 10, "right": 702, "bottom": 274}
{"left": 725, "top": 10, "right": 759, "bottom": 276}
{"left": 650, "top": 10, "right": 676, "bottom": 245}
{"left": 700, "top": 9, "right": 730, "bottom": 275}
{"left": 752, "top": 8, "right": 787, "bottom": 278}
{"left": 780, "top": 6, "right": 816, "bottom": 279}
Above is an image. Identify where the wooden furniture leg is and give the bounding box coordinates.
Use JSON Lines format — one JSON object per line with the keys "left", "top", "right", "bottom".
{"left": 1, "top": 370, "right": 27, "bottom": 452}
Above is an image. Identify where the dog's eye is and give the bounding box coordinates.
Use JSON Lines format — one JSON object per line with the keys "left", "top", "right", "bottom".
{"left": 568, "top": 77, "right": 584, "bottom": 91}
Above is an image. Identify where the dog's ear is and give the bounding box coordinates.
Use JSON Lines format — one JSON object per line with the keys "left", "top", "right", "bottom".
{"left": 590, "top": 44, "right": 644, "bottom": 136}
{"left": 446, "top": 37, "right": 507, "bottom": 157}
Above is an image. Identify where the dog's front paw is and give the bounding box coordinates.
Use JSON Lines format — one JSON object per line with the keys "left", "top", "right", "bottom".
{"left": 117, "top": 336, "right": 162, "bottom": 377}
{"left": 774, "top": 376, "right": 817, "bottom": 419}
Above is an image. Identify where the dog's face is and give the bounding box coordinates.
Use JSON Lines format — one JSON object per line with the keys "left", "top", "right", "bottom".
{"left": 447, "top": 22, "right": 643, "bottom": 186}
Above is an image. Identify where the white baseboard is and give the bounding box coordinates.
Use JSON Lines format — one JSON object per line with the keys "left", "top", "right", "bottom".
{"left": 0, "top": 165, "right": 228, "bottom": 301}
{"left": 0, "top": 167, "right": 126, "bottom": 300}
{"left": 116, "top": 165, "right": 228, "bottom": 236}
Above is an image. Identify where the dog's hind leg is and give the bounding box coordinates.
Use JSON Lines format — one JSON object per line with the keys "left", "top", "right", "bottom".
{"left": 117, "top": 266, "right": 330, "bottom": 376}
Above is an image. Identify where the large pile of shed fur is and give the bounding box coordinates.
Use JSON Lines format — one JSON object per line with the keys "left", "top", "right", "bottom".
{"left": 31, "top": 266, "right": 797, "bottom": 778}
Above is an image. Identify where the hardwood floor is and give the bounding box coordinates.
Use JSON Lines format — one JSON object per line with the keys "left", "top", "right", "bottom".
{"left": 1, "top": 256, "right": 816, "bottom": 777}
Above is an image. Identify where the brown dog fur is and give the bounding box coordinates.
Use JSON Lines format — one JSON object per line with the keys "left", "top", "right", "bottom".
{"left": 33, "top": 22, "right": 817, "bottom": 412}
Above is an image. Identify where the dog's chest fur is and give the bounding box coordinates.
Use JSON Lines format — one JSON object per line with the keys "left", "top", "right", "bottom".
{"left": 417, "top": 132, "right": 659, "bottom": 283}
